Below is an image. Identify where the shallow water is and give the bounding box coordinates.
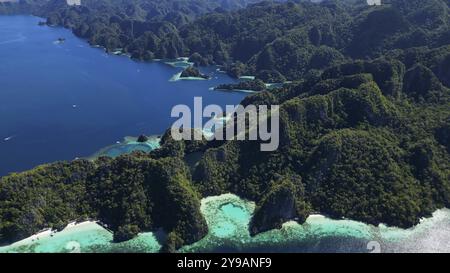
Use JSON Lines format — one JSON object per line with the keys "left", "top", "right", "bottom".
{"left": 180, "top": 194, "right": 450, "bottom": 253}
{"left": 0, "top": 15, "right": 245, "bottom": 176}
{"left": 2, "top": 194, "right": 450, "bottom": 253}
{"left": 87, "top": 135, "right": 161, "bottom": 159}
{"left": 0, "top": 222, "right": 163, "bottom": 253}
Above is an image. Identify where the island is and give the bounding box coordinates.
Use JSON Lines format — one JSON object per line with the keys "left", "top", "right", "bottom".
{"left": 179, "top": 67, "right": 210, "bottom": 80}
{"left": 137, "top": 134, "right": 149, "bottom": 143}
{"left": 214, "top": 79, "right": 266, "bottom": 92}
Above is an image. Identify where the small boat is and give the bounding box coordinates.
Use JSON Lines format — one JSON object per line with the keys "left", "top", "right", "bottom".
{"left": 56, "top": 38, "right": 66, "bottom": 44}
{"left": 4, "top": 136, "right": 14, "bottom": 141}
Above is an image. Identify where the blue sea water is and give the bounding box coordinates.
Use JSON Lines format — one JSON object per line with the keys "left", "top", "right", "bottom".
{"left": 0, "top": 15, "right": 246, "bottom": 176}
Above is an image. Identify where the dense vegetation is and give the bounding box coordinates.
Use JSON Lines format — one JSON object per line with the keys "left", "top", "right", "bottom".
{"left": 215, "top": 79, "right": 266, "bottom": 91}
{"left": 192, "top": 45, "right": 450, "bottom": 231}
{"left": 0, "top": 154, "right": 207, "bottom": 251}
{"left": 180, "top": 66, "right": 210, "bottom": 79}
{"left": 5, "top": 0, "right": 448, "bottom": 82}
{"left": 0, "top": 0, "right": 449, "bottom": 251}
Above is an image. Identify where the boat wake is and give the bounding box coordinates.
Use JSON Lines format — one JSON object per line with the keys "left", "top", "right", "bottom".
{"left": 3, "top": 135, "right": 15, "bottom": 142}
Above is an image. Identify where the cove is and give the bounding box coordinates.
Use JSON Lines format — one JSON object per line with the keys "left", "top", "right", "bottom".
{"left": 2, "top": 193, "right": 450, "bottom": 253}
{"left": 183, "top": 195, "right": 450, "bottom": 253}
{"left": 0, "top": 15, "right": 246, "bottom": 176}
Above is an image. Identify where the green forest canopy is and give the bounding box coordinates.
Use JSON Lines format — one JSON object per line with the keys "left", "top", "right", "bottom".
{"left": 0, "top": 0, "right": 449, "bottom": 251}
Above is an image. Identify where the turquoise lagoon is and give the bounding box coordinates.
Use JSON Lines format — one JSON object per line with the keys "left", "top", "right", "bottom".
{"left": 2, "top": 193, "right": 450, "bottom": 253}
{"left": 87, "top": 135, "right": 161, "bottom": 159}
{"left": 180, "top": 194, "right": 450, "bottom": 253}
{"left": 0, "top": 221, "right": 164, "bottom": 253}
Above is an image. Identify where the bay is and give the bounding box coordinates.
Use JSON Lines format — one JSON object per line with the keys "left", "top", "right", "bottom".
{"left": 0, "top": 15, "right": 246, "bottom": 176}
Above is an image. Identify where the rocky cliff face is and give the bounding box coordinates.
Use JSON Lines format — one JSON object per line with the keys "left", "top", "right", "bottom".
{"left": 249, "top": 175, "right": 310, "bottom": 236}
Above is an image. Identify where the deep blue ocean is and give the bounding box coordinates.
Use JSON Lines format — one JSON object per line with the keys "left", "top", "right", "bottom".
{"left": 0, "top": 15, "right": 246, "bottom": 176}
